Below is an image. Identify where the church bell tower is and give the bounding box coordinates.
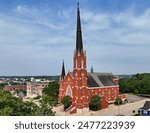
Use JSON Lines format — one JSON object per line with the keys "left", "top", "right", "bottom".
{"left": 72, "top": 3, "right": 89, "bottom": 113}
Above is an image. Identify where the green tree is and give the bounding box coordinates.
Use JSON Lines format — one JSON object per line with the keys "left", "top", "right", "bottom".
{"left": 42, "top": 81, "right": 59, "bottom": 107}
{"left": 33, "top": 104, "right": 55, "bottom": 116}
{"left": 89, "top": 95, "right": 101, "bottom": 111}
{"left": 0, "top": 83, "right": 4, "bottom": 89}
{"left": 43, "top": 81, "right": 59, "bottom": 97}
{"left": 114, "top": 98, "right": 123, "bottom": 105}
{"left": 61, "top": 96, "right": 71, "bottom": 110}
{"left": 133, "top": 89, "right": 139, "bottom": 94}
{"left": 0, "top": 89, "right": 54, "bottom": 116}
{"left": 41, "top": 95, "right": 58, "bottom": 106}
{"left": 119, "top": 73, "right": 150, "bottom": 95}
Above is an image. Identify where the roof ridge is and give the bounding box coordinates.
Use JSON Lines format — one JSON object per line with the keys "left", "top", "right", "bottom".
{"left": 88, "top": 72, "right": 113, "bottom": 75}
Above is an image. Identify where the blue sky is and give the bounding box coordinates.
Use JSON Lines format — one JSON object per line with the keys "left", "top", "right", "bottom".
{"left": 0, "top": 0, "right": 150, "bottom": 76}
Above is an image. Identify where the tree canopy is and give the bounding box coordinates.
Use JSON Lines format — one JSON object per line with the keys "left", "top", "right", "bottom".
{"left": 0, "top": 83, "right": 4, "bottom": 89}
{"left": 43, "top": 81, "right": 59, "bottom": 97}
{"left": 119, "top": 73, "right": 150, "bottom": 94}
{"left": 0, "top": 89, "right": 54, "bottom": 116}
{"left": 42, "top": 81, "right": 59, "bottom": 107}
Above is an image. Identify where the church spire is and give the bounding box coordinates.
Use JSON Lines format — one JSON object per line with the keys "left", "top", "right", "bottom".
{"left": 76, "top": 2, "right": 83, "bottom": 52}
{"left": 60, "top": 60, "right": 65, "bottom": 80}
{"left": 91, "top": 66, "right": 94, "bottom": 73}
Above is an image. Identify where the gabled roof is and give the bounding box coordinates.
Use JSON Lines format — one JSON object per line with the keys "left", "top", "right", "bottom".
{"left": 87, "top": 72, "right": 117, "bottom": 87}
{"left": 70, "top": 72, "right": 74, "bottom": 77}
{"left": 140, "top": 101, "right": 150, "bottom": 110}
{"left": 64, "top": 72, "right": 74, "bottom": 81}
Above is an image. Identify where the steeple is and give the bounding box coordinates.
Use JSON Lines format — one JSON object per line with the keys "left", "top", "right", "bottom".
{"left": 60, "top": 60, "right": 65, "bottom": 80}
{"left": 90, "top": 66, "right": 94, "bottom": 73}
{"left": 76, "top": 2, "right": 83, "bottom": 52}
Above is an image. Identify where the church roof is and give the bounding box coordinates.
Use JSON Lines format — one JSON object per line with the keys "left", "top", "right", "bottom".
{"left": 69, "top": 72, "right": 118, "bottom": 87}
{"left": 87, "top": 72, "right": 118, "bottom": 87}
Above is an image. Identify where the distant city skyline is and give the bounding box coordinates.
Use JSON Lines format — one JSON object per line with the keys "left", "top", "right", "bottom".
{"left": 0, "top": 0, "right": 150, "bottom": 76}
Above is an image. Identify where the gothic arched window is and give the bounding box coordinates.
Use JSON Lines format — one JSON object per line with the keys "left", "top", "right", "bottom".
{"left": 66, "top": 85, "right": 72, "bottom": 97}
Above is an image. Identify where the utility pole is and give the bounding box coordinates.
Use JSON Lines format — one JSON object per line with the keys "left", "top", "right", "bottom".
{"left": 117, "top": 100, "right": 120, "bottom": 115}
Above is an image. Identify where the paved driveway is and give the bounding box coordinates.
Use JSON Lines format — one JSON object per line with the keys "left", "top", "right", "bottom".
{"left": 93, "top": 98, "right": 150, "bottom": 116}
{"left": 126, "top": 94, "right": 145, "bottom": 103}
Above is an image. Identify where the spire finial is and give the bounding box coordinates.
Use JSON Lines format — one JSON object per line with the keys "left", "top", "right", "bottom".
{"left": 77, "top": 1, "right": 79, "bottom": 8}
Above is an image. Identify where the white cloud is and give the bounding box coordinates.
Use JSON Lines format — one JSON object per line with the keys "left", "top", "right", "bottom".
{"left": 81, "top": 8, "right": 150, "bottom": 74}
{"left": 0, "top": 4, "right": 150, "bottom": 75}
{"left": 15, "top": 5, "right": 39, "bottom": 17}
{"left": 81, "top": 7, "right": 150, "bottom": 47}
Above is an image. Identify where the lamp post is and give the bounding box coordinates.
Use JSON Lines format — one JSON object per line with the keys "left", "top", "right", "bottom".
{"left": 118, "top": 100, "right": 120, "bottom": 115}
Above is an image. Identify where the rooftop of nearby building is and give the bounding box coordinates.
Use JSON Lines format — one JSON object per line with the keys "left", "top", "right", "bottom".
{"left": 140, "top": 101, "right": 150, "bottom": 110}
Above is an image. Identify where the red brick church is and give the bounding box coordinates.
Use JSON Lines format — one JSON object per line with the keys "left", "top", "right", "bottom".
{"left": 58, "top": 3, "right": 125, "bottom": 114}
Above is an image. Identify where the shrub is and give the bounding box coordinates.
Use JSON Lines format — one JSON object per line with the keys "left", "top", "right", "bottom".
{"left": 61, "top": 96, "right": 71, "bottom": 110}
{"left": 89, "top": 95, "right": 101, "bottom": 111}
{"left": 114, "top": 98, "right": 123, "bottom": 105}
